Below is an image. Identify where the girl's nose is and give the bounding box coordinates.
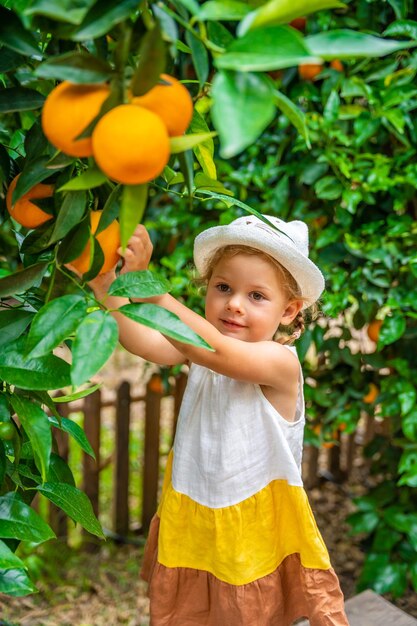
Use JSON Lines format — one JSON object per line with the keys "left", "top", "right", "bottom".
{"left": 226, "top": 293, "right": 244, "bottom": 312}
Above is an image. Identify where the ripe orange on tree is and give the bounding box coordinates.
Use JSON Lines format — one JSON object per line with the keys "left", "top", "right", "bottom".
{"left": 131, "top": 74, "right": 193, "bottom": 137}
{"left": 367, "top": 319, "right": 383, "bottom": 342}
{"left": 91, "top": 104, "right": 170, "bottom": 185}
{"left": 298, "top": 63, "right": 324, "bottom": 81}
{"left": 289, "top": 17, "right": 306, "bottom": 31}
{"left": 330, "top": 59, "right": 344, "bottom": 72}
{"left": 363, "top": 383, "right": 379, "bottom": 404}
{"left": 6, "top": 174, "right": 54, "bottom": 229}
{"left": 67, "top": 210, "right": 120, "bottom": 275}
{"left": 42, "top": 81, "right": 110, "bottom": 157}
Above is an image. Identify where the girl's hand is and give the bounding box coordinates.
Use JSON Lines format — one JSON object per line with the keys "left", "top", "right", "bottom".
{"left": 119, "top": 224, "right": 153, "bottom": 275}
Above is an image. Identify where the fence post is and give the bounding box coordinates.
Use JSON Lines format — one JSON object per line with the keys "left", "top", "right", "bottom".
{"left": 304, "top": 444, "right": 320, "bottom": 489}
{"left": 113, "top": 381, "right": 131, "bottom": 538}
{"left": 82, "top": 388, "right": 101, "bottom": 551}
{"left": 49, "top": 399, "right": 69, "bottom": 543}
{"left": 141, "top": 373, "right": 162, "bottom": 533}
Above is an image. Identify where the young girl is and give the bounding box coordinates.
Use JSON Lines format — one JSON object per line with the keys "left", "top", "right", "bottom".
{"left": 89, "top": 214, "right": 349, "bottom": 626}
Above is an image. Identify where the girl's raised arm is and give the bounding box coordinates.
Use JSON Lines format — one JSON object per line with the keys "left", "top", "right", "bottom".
{"left": 86, "top": 226, "right": 186, "bottom": 366}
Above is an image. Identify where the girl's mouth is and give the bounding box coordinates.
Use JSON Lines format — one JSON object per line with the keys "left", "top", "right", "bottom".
{"left": 221, "top": 319, "right": 246, "bottom": 329}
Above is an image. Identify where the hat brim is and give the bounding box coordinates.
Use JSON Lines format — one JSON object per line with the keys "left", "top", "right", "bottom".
{"left": 193, "top": 224, "right": 325, "bottom": 308}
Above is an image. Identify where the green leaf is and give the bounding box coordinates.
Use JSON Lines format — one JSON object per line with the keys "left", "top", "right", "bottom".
{"left": 37, "top": 482, "right": 104, "bottom": 538}
{"left": 0, "top": 309, "right": 34, "bottom": 348}
{"left": 47, "top": 453, "right": 75, "bottom": 485}
{"left": 347, "top": 510, "right": 379, "bottom": 534}
{"left": 57, "top": 168, "right": 108, "bottom": 192}
{"left": 10, "top": 395, "right": 52, "bottom": 482}
{"left": 47, "top": 190, "right": 87, "bottom": 244}
{"left": 120, "top": 184, "right": 148, "bottom": 250}
{"left": 0, "top": 539, "right": 27, "bottom": 571}
{"left": 25, "top": 0, "right": 96, "bottom": 25}
{"left": 211, "top": 70, "right": 275, "bottom": 158}
{"left": 383, "top": 19, "right": 417, "bottom": 40}
{"left": 12, "top": 155, "right": 55, "bottom": 204}
{"left": 194, "top": 190, "right": 274, "bottom": 225}
{"left": 305, "top": 30, "right": 417, "bottom": 60}
{"left": 96, "top": 185, "right": 122, "bottom": 234}
{"left": 26, "top": 295, "right": 89, "bottom": 359}
{"left": 403, "top": 412, "right": 417, "bottom": 443}
{"left": 71, "top": 311, "right": 119, "bottom": 386}
{"left": 109, "top": 270, "right": 170, "bottom": 298}
{"left": 216, "top": 25, "right": 317, "bottom": 72}
{"left": 189, "top": 109, "right": 217, "bottom": 179}
{"left": 198, "top": 0, "right": 251, "bottom": 22}
{"left": 360, "top": 554, "right": 408, "bottom": 597}
{"left": 52, "top": 384, "right": 101, "bottom": 404}
{"left": 0, "top": 6, "right": 42, "bottom": 58}
{"left": 0, "top": 263, "right": 48, "bottom": 298}
{"left": 130, "top": 24, "right": 166, "bottom": 97}
{"left": 238, "top": 0, "right": 346, "bottom": 34}
{"left": 0, "top": 566, "right": 37, "bottom": 597}
{"left": 398, "top": 382, "right": 417, "bottom": 416}
{"left": 170, "top": 132, "right": 217, "bottom": 153}
{"left": 194, "top": 172, "right": 234, "bottom": 195}
{"left": 176, "top": 0, "right": 200, "bottom": 15}
{"left": 0, "top": 87, "right": 45, "bottom": 113}
{"left": 0, "top": 337, "right": 71, "bottom": 390}
{"left": 57, "top": 212, "right": 90, "bottom": 265}
{"left": 378, "top": 314, "right": 406, "bottom": 346}
{"left": 185, "top": 30, "right": 209, "bottom": 88}
{"left": 71, "top": 0, "right": 140, "bottom": 41}
{"left": 35, "top": 51, "right": 113, "bottom": 83}
{"left": 0, "top": 492, "right": 55, "bottom": 543}
{"left": 48, "top": 415, "right": 95, "bottom": 459}
{"left": 274, "top": 89, "right": 310, "bottom": 147}
{"left": 0, "top": 47, "right": 26, "bottom": 73}
{"left": 118, "top": 303, "right": 214, "bottom": 350}
{"left": 315, "top": 176, "right": 344, "bottom": 200}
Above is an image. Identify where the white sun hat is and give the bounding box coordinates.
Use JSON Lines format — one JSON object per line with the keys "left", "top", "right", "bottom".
{"left": 193, "top": 214, "right": 325, "bottom": 308}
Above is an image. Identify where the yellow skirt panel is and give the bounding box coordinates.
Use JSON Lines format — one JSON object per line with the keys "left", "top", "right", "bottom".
{"left": 157, "top": 452, "right": 331, "bottom": 586}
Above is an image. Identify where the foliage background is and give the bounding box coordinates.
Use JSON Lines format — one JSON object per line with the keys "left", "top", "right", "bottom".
{"left": 0, "top": 0, "right": 417, "bottom": 603}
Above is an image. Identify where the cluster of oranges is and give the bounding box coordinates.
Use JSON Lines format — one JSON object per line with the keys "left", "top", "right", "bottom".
{"left": 40, "top": 74, "right": 193, "bottom": 185}
{"left": 6, "top": 74, "right": 193, "bottom": 275}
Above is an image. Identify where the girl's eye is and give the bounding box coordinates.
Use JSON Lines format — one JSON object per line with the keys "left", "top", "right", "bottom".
{"left": 216, "top": 283, "right": 230, "bottom": 292}
{"left": 251, "top": 292, "right": 264, "bottom": 301}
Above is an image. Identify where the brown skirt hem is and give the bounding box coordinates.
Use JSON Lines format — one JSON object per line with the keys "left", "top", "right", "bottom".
{"left": 141, "top": 515, "right": 349, "bottom": 626}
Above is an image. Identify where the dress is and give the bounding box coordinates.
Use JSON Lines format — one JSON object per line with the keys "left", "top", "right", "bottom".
{"left": 141, "top": 347, "right": 349, "bottom": 625}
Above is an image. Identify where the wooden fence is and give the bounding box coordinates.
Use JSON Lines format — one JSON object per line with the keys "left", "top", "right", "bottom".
{"left": 44, "top": 371, "right": 383, "bottom": 549}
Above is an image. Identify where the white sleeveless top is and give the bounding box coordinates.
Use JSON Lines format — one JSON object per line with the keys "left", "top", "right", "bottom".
{"left": 172, "top": 346, "right": 306, "bottom": 509}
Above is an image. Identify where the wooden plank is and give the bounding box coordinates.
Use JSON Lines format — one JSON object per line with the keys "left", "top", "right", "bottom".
{"left": 113, "top": 381, "right": 131, "bottom": 537}
{"left": 82, "top": 389, "right": 101, "bottom": 551}
{"left": 296, "top": 589, "right": 417, "bottom": 625}
{"left": 141, "top": 374, "right": 162, "bottom": 533}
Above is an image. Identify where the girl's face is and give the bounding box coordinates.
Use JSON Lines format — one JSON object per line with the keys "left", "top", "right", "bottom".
{"left": 205, "top": 252, "right": 302, "bottom": 342}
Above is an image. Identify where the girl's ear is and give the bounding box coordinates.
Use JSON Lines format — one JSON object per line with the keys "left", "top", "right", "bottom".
{"left": 281, "top": 299, "right": 304, "bottom": 325}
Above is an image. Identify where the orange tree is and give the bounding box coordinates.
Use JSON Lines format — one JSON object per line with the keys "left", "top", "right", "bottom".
{"left": 0, "top": 0, "right": 416, "bottom": 597}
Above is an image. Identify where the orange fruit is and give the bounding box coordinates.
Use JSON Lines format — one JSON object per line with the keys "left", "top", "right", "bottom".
{"left": 131, "top": 74, "right": 193, "bottom": 137}
{"left": 6, "top": 174, "right": 54, "bottom": 229}
{"left": 67, "top": 210, "right": 120, "bottom": 275}
{"left": 41, "top": 81, "right": 110, "bottom": 157}
{"left": 367, "top": 319, "right": 383, "bottom": 343}
{"left": 91, "top": 104, "right": 170, "bottom": 185}
{"left": 289, "top": 17, "right": 306, "bottom": 31}
{"left": 363, "top": 383, "right": 379, "bottom": 404}
{"left": 298, "top": 63, "right": 324, "bottom": 81}
{"left": 330, "top": 59, "right": 344, "bottom": 72}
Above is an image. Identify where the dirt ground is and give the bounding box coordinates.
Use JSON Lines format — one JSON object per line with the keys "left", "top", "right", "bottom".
{"left": 2, "top": 348, "right": 417, "bottom": 625}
